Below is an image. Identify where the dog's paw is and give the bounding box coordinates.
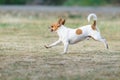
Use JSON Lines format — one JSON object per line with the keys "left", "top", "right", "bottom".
{"left": 44, "top": 45, "right": 49, "bottom": 49}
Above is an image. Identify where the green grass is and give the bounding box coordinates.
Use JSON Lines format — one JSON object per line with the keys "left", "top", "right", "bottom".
{"left": 0, "top": 12, "right": 120, "bottom": 80}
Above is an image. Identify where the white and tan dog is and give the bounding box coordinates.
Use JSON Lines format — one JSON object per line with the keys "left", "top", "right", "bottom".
{"left": 45, "top": 13, "right": 108, "bottom": 54}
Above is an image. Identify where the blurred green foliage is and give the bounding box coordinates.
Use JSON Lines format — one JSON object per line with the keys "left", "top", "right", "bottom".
{"left": 64, "top": 0, "right": 107, "bottom": 6}
{"left": 0, "top": 0, "right": 26, "bottom": 4}
{"left": 44, "top": 0, "right": 65, "bottom": 5}
{"left": 0, "top": 0, "right": 119, "bottom": 6}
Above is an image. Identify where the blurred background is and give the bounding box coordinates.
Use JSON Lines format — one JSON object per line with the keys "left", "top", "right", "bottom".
{"left": 0, "top": 0, "right": 120, "bottom": 6}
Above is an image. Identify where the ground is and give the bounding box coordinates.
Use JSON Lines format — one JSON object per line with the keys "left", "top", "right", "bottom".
{"left": 0, "top": 6, "right": 120, "bottom": 80}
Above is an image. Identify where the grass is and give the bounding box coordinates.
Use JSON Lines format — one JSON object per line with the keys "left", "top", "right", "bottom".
{"left": 0, "top": 11, "right": 120, "bottom": 80}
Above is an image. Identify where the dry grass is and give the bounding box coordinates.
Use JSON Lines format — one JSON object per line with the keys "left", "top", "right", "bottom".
{"left": 0, "top": 11, "right": 120, "bottom": 80}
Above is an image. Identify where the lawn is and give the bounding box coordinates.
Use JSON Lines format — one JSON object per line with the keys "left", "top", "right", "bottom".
{"left": 0, "top": 10, "right": 120, "bottom": 80}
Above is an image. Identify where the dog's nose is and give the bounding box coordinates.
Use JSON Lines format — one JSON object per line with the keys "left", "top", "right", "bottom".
{"left": 51, "top": 29, "right": 53, "bottom": 32}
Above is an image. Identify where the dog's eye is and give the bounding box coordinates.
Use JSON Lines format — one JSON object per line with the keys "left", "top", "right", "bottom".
{"left": 51, "top": 26, "right": 53, "bottom": 28}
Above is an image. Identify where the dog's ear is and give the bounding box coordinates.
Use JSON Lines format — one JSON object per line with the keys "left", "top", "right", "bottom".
{"left": 58, "top": 18, "right": 62, "bottom": 24}
{"left": 58, "top": 18, "right": 65, "bottom": 25}
{"left": 62, "top": 19, "right": 65, "bottom": 25}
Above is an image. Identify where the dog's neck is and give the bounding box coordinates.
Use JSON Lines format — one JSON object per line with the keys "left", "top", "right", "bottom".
{"left": 57, "top": 25, "right": 65, "bottom": 31}
{"left": 56, "top": 25, "right": 67, "bottom": 36}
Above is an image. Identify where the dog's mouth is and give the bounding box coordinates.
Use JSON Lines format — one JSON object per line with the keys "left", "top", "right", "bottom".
{"left": 48, "top": 27, "right": 54, "bottom": 32}
{"left": 51, "top": 29, "right": 53, "bottom": 32}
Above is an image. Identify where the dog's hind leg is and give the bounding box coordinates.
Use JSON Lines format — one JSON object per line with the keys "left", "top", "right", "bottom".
{"left": 98, "top": 38, "right": 109, "bottom": 49}
{"left": 90, "top": 35, "right": 109, "bottom": 49}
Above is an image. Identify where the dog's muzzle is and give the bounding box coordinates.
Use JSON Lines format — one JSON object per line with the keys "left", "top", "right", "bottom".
{"left": 51, "top": 29, "right": 53, "bottom": 32}
{"left": 48, "top": 26, "right": 54, "bottom": 32}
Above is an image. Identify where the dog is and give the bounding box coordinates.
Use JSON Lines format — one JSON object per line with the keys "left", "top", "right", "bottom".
{"left": 45, "top": 13, "right": 108, "bottom": 54}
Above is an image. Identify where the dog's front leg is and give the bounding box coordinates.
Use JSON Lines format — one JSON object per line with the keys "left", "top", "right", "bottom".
{"left": 45, "top": 39, "right": 61, "bottom": 48}
{"left": 62, "top": 42, "right": 69, "bottom": 54}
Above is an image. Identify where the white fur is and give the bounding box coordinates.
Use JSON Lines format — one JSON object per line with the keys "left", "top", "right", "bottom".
{"left": 45, "top": 13, "right": 108, "bottom": 54}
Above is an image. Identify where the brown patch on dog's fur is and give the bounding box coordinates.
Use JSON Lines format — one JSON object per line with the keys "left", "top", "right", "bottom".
{"left": 91, "top": 20, "right": 96, "bottom": 30}
{"left": 76, "top": 29, "right": 82, "bottom": 35}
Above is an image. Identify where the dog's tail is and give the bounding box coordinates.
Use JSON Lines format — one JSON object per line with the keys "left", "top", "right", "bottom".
{"left": 87, "top": 13, "right": 97, "bottom": 22}
{"left": 87, "top": 13, "right": 97, "bottom": 30}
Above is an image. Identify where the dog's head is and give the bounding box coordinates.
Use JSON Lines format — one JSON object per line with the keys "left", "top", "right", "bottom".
{"left": 50, "top": 18, "right": 65, "bottom": 32}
